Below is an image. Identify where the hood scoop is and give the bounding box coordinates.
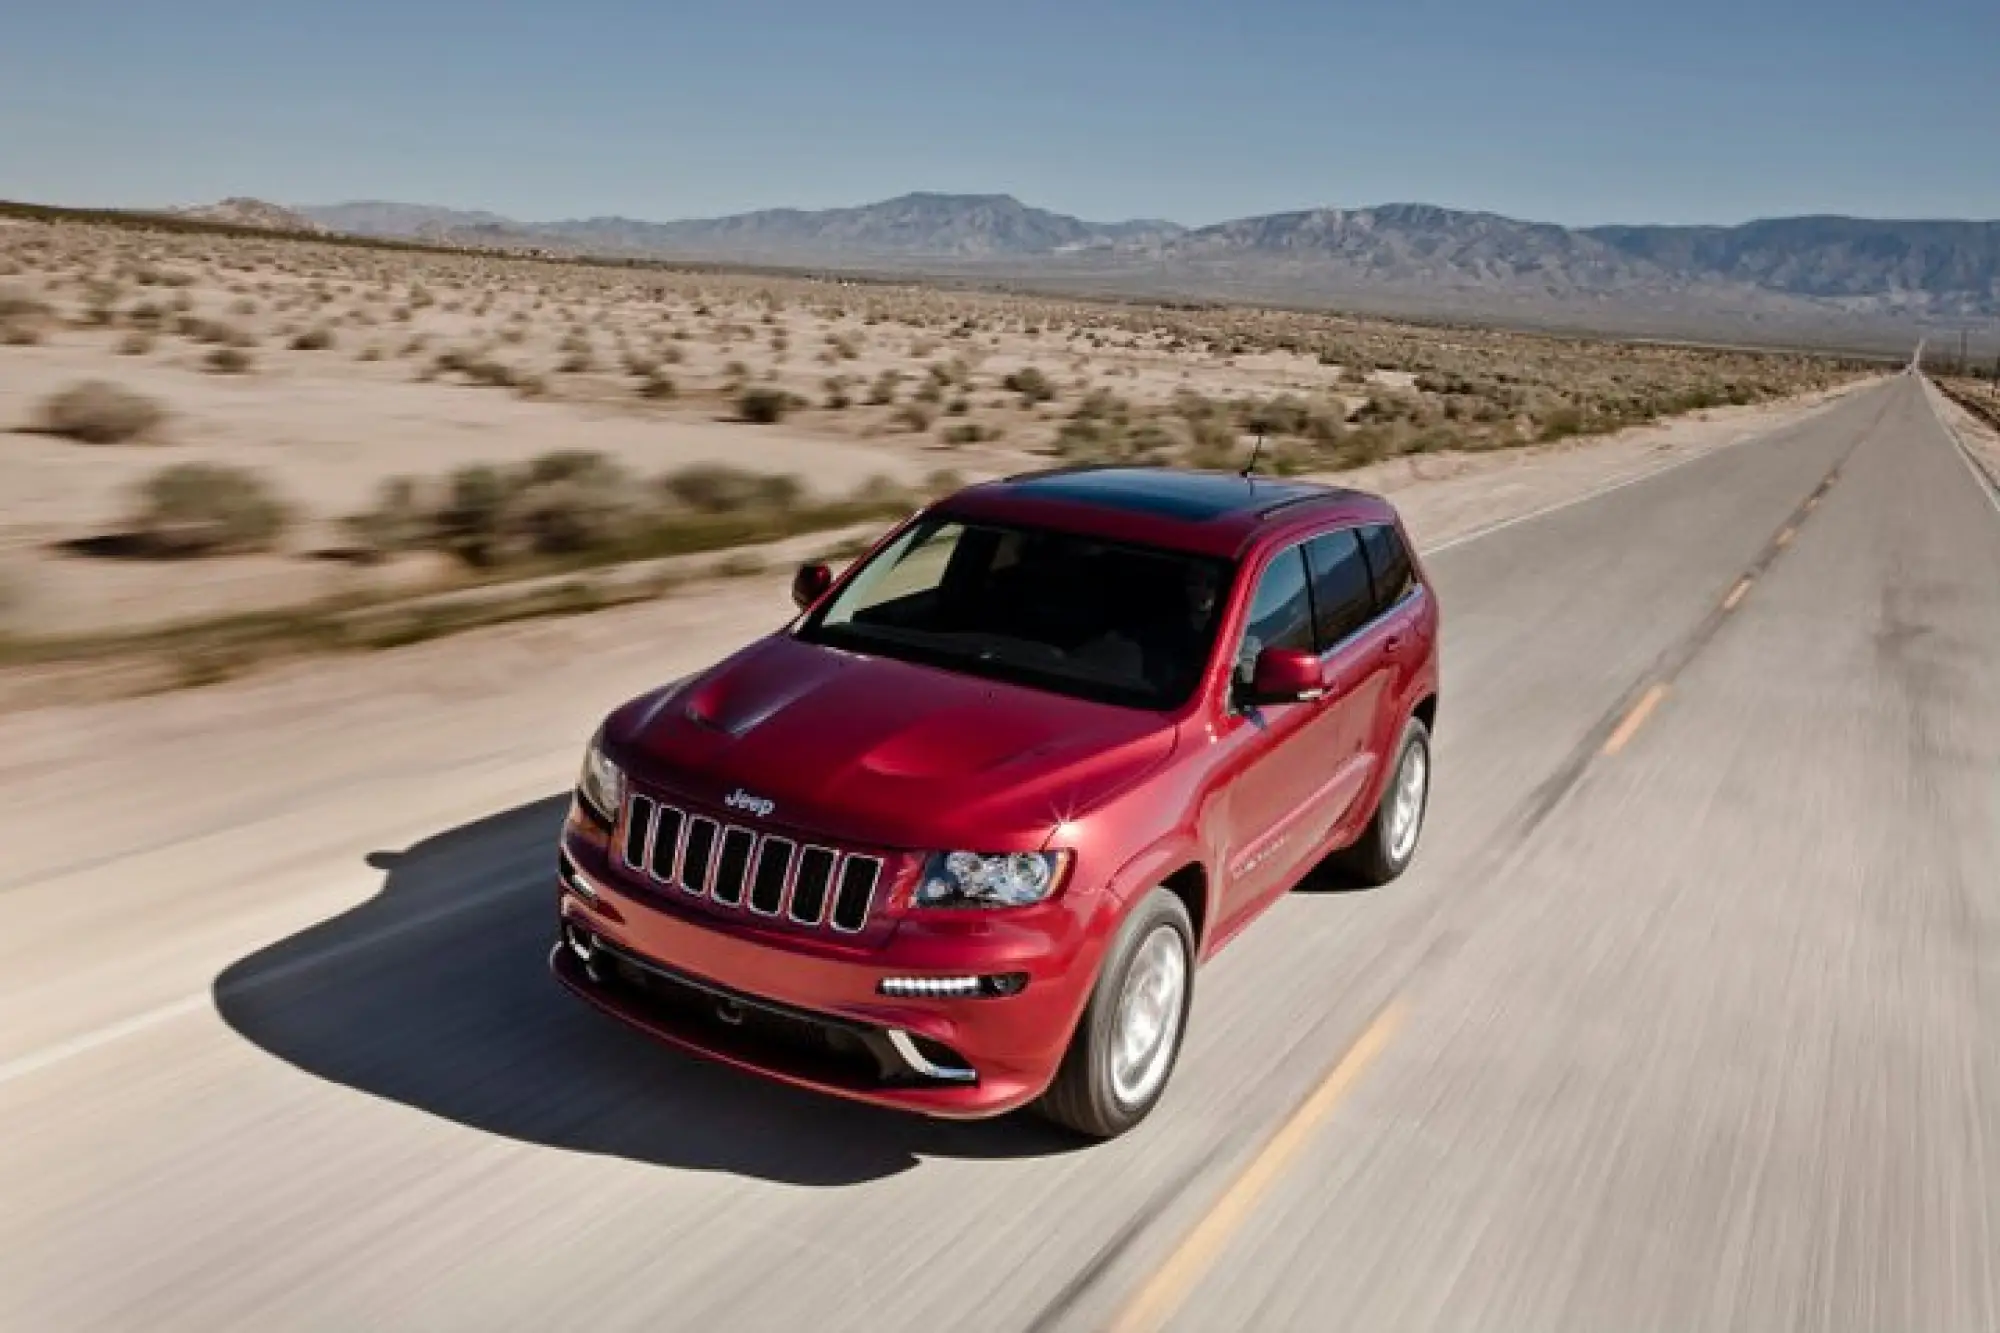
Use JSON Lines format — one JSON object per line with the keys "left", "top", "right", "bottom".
{"left": 679, "top": 649, "right": 850, "bottom": 739}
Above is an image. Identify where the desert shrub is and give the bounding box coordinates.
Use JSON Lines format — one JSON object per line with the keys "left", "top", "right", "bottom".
{"left": 117, "top": 331, "right": 155, "bottom": 356}
{"left": 923, "top": 468, "right": 967, "bottom": 496}
{"left": 850, "top": 473, "right": 912, "bottom": 508}
{"left": 131, "top": 463, "right": 289, "bottom": 555}
{"left": 823, "top": 375, "right": 853, "bottom": 409}
{"left": 736, "top": 384, "right": 797, "bottom": 424}
{"left": 941, "top": 422, "right": 1001, "bottom": 445}
{"left": 179, "top": 317, "right": 254, "bottom": 347}
{"left": 342, "top": 475, "right": 439, "bottom": 556}
{"left": 660, "top": 464, "right": 804, "bottom": 515}
{"left": 892, "top": 402, "right": 936, "bottom": 432}
{"left": 35, "top": 380, "right": 167, "bottom": 443}
{"left": 1003, "top": 366, "right": 1055, "bottom": 403}
{"left": 1537, "top": 405, "right": 1587, "bottom": 441}
{"left": 291, "top": 325, "right": 336, "bottom": 351}
{"left": 711, "top": 551, "right": 767, "bottom": 579}
{"left": 638, "top": 372, "right": 678, "bottom": 400}
{"left": 0, "top": 285, "right": 51, "bottom": 325}
{"left": 205, "top": 346, "right": 254, "bottom": 374}
{"left": 867, "top": 369, "right": 902, "bottom": 404}
{"left": 497, "top": 452, "right": 645, "bottom": 557}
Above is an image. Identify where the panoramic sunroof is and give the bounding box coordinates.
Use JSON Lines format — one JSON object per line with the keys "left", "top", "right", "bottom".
{"left": 1006, "top": 468, "right": 1327, "bottom": 521}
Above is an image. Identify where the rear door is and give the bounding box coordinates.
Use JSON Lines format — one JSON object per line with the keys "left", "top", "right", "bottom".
{"left": 1301, "top": 526, "right": 1391, "bottom": 836}
{"left": 1353, "top": 521, "right": 1428, "bottom": 763}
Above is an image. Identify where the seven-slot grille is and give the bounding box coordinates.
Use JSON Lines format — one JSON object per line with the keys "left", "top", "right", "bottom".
{"left": 619, "top": 793, "right": 882, "bottom": 933}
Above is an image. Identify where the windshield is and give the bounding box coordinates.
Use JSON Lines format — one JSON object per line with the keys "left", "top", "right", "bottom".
{"left": 797, "top": 516, "right": 1234, "bottom": 710}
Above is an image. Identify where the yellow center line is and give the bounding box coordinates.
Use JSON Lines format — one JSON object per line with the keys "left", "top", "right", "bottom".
{"left": 1110, "top": 1002, "right": 1406, "bottom": 1333}
{"left": 1601, "top": 683, "right": 1668, "bottom": 756}
{"left": 1775, "top": 525, "right": 1797, "bottom": 547}
{"left": 1722, "top": 578, "right": 1753, "bottom": 611}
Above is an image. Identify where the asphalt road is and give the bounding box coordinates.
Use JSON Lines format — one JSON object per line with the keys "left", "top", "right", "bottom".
{"left": 4, "top": 375, "right": 1997, "bottom": 1332}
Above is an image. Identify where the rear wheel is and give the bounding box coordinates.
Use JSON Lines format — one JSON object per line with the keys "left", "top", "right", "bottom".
{"left": 1036, "top": 887, "right": 1194, "bottom": 1139}
{"left": 1337, "top": 715, "right": 1431, "bottom": 886}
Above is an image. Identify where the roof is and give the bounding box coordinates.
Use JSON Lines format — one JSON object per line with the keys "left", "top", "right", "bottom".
{"left": 937, "top": 465, "right": 1391, "bottom": 559}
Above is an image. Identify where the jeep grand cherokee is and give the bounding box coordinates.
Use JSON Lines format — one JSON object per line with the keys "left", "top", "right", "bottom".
{"left": 553, "top": 466, "right": 1440, "bottom": 1138}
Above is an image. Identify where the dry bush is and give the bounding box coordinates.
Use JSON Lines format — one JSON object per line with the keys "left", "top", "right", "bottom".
{"left": 823, "top": 375, "right": 853, "bottom": 409}
{"left": 941, "top": 422, "right": 1000, "bottom": 445}
{"left": 117, "top": 331, "right": 155, "bottom": 356}
{"left": 867, "top": 369, "right": 902, "bottom": 405}
{"left": 892, "top": 402, "right": 936, "bottom": 432}
{"left": 638, "top": 372, "right": 678, "bottom": 400}
{"left": 35, "top": 380, "right": 167, "bottom": 443}
{"left": 1003, "top": 366, "right": 1056, "bottom": 404}
{"left": 205, "top": 346, "right": 254, "bottom": 374}
{"left": 660, "top": 464, "right": 804, "bottom": 515}
{"left": 291, "top": 325, "right": 336, "bottom": 351}
{"left": 0, "top": 286, "right": 50, "bottom": 345}
{"left": 131, "top": 463, "right": 289, "bottom": 555}
{"left": 736, "top": 385, "right": 799, "bottom": 423}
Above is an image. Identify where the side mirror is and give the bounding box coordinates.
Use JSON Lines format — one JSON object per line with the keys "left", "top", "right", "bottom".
{"left": 1243, "top": 646, "right": 1325, "bottom": 706}
{"left": 791, "top": 561, "right": 834, "bottom": 611}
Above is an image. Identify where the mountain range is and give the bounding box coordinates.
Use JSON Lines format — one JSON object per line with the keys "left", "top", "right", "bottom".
{"left": 276, "top": 193, "right": 2000, "bottom": 340}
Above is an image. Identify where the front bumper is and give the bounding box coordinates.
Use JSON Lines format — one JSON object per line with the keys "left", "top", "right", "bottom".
{"left": 552, "top": 824, "right": 1099, "bottom": 1118}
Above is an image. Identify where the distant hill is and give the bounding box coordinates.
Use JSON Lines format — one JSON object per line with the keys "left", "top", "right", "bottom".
{"left": 172, "top": 197, "right": 323, "bottom": 233}
{"left": 298, "top": 192, "right": 1182, "bottom": 259}
{"left": 280, "top": 192, "right": 2000, "bottom": 331}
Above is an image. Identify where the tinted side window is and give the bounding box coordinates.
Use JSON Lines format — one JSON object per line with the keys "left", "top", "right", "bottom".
{"left": 1234, "top": 548, "right": 1314, "bottom": 683}
{"left": 1360, "top": 523, "right": 1415, "bottom": 612}
{"left": 1305, "top": 529, "right": 1375, "bottom": 648}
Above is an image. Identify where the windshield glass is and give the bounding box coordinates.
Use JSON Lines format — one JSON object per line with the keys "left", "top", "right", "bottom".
{"left": 797, "top": 517, "right": 1234, "bottom": 710}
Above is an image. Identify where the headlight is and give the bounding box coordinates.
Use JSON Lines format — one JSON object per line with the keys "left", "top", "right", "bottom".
{"left": 576, "top": 729, "right": 625, "bottom": 824}
{"left": 915, "top": 850, "right": 1070, "bottom": 909}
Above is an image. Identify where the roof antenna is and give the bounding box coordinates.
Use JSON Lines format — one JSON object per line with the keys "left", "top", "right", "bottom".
{"left": 1240, "top": 430, "right": 1266, "bottom": 479}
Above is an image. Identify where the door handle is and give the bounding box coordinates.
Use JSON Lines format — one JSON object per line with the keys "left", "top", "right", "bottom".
{"left": 1382, "top": 633, "right": 1405, "bottom": 654}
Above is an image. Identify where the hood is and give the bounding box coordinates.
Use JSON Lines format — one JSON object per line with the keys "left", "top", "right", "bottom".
{"left": 604, "top": 633, "right": 1179, "bottom": 851}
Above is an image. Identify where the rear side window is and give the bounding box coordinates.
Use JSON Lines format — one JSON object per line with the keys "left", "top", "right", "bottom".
{"left": 1305, "top": 529, "right": 1375, "bottom": 647}
{"left": 1234, "top": 547, "right": 1314, "bottom": 683}
{"left": 1359, "top": 523, "right": 1416, "bottom": 612}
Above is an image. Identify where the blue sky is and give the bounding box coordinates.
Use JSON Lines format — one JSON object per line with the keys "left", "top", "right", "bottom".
{"left": 2, "top": 0, "right": 1994, "bottom": 227}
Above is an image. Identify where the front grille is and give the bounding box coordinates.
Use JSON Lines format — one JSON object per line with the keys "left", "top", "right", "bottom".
{"left": 618, "top": 794, "right": 884, "bottom": 934}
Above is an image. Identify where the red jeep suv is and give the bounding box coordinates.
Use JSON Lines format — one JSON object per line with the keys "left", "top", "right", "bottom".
{"left": 553, "top": 466, "right": 1440, "bottom": 1138}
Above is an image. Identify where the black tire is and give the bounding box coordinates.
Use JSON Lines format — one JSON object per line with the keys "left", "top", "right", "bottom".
{"left": 1035, "top": 886, "right": 1195, "bottom": 1140}
{"left": 1336, "top": 715, "right": 1431, "bottom": 887}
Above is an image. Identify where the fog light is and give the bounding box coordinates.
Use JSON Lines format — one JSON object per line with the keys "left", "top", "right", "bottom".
{"left": 877, "top": 973, "right": 1030, "bottom": 999}
{"left": 558, "top": 852, "right": 600, "bottom": 904}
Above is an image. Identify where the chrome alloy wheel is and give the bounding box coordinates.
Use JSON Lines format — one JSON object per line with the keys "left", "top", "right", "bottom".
{"left": 1108, "top": 924, "right": 1188, "bottom": 1105}
{"left": 1386, "top": 737, "right": 1429, "bottom": 864}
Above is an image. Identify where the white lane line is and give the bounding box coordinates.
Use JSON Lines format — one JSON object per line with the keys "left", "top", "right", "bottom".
{"left": 1424, "top": 390, "right": 1861, "bottom": 555}
{"left": 1922, "top": 381, "right": 2000, "bottom": 517}
{"left": 0, "top": 995, "right": 211, "bottom": 1088}
{"left": 0, "top": 388, "right": 1878, "bottom": 1088}
{"left": 0, "top": 871, "right": 541, "bottom": 1090}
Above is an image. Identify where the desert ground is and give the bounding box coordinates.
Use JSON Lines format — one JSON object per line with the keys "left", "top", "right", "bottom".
{"left": 0, "top": 215, "right": 1868, "bottom": 686}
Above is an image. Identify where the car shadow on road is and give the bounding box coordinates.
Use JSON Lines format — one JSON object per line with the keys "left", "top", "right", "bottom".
{"left": 212, "top": 794, "right": 1083, "bottom": 1186}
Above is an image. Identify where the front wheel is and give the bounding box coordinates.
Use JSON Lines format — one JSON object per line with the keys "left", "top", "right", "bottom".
{"left": 1337, "top": 715, "right": 1431, "bottom": 886}
{"left": 1036, "top": 887, "right": 1194, "bottom": 1140}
